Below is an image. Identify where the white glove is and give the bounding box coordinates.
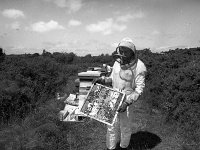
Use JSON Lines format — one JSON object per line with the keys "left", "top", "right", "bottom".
{"left": 125, "top": 92, "right": 140, "bottom": 105}
{"left": 118, "top": 102, "right": 129, "bottom": 113}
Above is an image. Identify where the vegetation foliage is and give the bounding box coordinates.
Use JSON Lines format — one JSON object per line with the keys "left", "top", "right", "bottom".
{"left": 0, "top": 47, "right": 200, "bottom": 149}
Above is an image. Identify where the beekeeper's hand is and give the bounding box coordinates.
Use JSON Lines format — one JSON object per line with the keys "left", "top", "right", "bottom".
{"left": 92, "top": 76, "right": 105, "bottom": 85}
{"left": 125, "top": 92, "right": 140, "bottom": 104}
{"left": 118, "top": 102, "right": 129, "bottom": 113}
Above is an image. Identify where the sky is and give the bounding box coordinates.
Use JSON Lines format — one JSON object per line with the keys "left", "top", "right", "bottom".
{"left": 0, "top": 0, "right": 200, "bottom": 56}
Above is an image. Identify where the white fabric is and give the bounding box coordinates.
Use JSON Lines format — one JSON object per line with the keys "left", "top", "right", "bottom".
{"left": 106, "top": 59, "right": 146, "bottom": 149}
{"left": 117, "top": 37, "right": 136, "bottom": 53}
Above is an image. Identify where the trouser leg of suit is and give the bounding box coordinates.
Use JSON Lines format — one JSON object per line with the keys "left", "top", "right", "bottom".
{"left": 106, "top": 109, "right": 132, "bottom": 149}
{"left": 106, "top": 115, "right": 120, "bottom": 149}
{"left": 119, "top": 109, "right": 132, "bottom": 148}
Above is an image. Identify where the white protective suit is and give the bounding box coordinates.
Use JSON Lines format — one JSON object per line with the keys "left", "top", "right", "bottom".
{"left": 106, "top": 39, "right": 147, "bottom": 149}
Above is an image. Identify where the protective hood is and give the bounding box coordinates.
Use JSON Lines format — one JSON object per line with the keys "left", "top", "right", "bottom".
{"left": 117, "top": 38, "right": 136, "bottom": 53}
{"left": 114, "top": 37, "right": 138, "bottom": 69}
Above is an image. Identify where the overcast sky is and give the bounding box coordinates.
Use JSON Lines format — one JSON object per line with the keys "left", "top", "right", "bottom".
{"left": 0, "top": 0, "right": 200, "bottom": 56}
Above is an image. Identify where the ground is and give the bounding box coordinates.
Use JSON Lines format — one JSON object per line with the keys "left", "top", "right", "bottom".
{"left": 62, "top": 107, "right": 185, "bottom": 150}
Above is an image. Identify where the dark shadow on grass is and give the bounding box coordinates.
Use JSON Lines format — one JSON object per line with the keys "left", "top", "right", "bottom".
{"left": 116, "top": 131, "right": 162, "bottom": 150}
{"left": 129, "top": 131, "right": 162, "bottom": 150}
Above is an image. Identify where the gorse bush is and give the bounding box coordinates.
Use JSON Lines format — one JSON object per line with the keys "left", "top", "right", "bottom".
{"left": 0, "top": 54, "right": 73, "bottom": 123}
{"left": 0, "top": 98, "right": 67, "bottom": 150}
{"left": 140, "top": 48, "right": 200, "bottom": 147}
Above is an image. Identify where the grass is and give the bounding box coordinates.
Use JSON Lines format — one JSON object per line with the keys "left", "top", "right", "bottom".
{"left": 0, "top": 98, "right": 199, "bottom": 150}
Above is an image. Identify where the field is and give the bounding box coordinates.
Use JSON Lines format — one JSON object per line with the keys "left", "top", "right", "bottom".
{"left": 0, "top": 48, "right": 200, "bottom": 150}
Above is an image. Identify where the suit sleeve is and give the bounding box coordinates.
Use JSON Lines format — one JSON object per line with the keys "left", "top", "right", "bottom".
{"left": 135, "top": 71, "right": 146, "bottom": 95}
{"left": 125, "top": 61, "right": 147, "bottom": 105}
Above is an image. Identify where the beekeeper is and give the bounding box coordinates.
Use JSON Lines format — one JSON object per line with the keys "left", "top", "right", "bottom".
{"left": 94, "top": 37, "right": 147, "bottom": 150}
